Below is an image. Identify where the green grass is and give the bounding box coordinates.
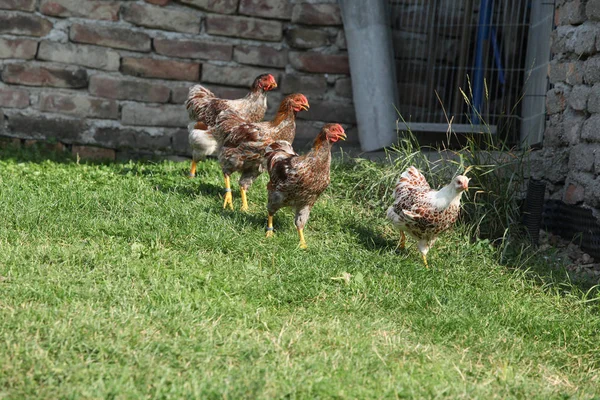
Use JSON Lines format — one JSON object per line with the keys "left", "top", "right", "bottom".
{"left": 1, "top": 147, "right": 599, "bottom": 399}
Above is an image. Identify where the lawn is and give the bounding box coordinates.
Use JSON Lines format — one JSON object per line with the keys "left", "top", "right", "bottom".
{"left": 1, "top": 147, "right": 599, "bottom": 399}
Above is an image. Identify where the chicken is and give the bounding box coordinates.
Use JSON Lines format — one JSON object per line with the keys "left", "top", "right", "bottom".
{"left": 214, "top": 93, "right": 310, "bottom": 211}
{"left": 184, "top": 73, "right": 278, "bottom": 177}
{"left": 386, "top": 166, "right": 470, "bottom": 267}
{"left": 264, "top": 124, "right": 346, "bottom": 249}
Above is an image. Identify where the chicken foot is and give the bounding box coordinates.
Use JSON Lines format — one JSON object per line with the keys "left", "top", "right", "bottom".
{"left": 223, "top": 175, "right": 233, "bottom": 210}
{"left": 297, "top": 228, "right": 307, "bottom": 249}
{"left": 396, "top": 231, "right": 406, "bottom": 250}
{"left": 265, "top": 214, "right": 274, "bottom": 238}
{"left": 189, "top": 160, "right": 197, "bottom": 178}
{"left": 240, "top": 187, "right": 249, "bottom": 212}
{"left": 421, "top": 254, "right": 429, "bottom": 269}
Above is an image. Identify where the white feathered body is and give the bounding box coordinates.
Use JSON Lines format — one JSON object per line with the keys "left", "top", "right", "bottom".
{"left": 188, "top": 122, "right": 218, "bottom": 161}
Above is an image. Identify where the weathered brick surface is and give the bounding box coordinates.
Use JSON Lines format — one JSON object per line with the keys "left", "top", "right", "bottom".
{"left": 336, "top": 30, "right": 347, "bottom": 49}
{"left": 233, "top": 45, "right": 287, "bottom": 68}
{"left": 95, "top": 126, "right": 172, "bottom": 150}
{"left": 72, "top": 145, "right": 116, "bottom": 160}
{"left": 7, "top": 113, "right": 85, "bottom": 142}
{"left": 154, "top": 38, "right": 232, "bottom": 61}
{"left": 202, "top": 64, "right": 281, "bottom": 87}
{"left": 555, "top": 0, "right": 586, "bottom": 25}
{"left": 0, "top": 0, "right": 35, "bottom": 11}
{"left": 2, "top": 63, "right": 88, "bottom": 88}
{"left": 298, "top": 99, "right": 356, "bottom": 124}
{"left": 37, "top": 41, "right": 120, "bottom": 71}
{"left": 39, "top": 93, "right": 118, "bottom": 119}
{"left": 281, "top": 74, "right": 327, "bottom": 96}
{"left": 70, "top": 24, "right": 151, "bottom": 52}
{"left": 121, "top": 103, "right": 188, "bottom": 127}
{"left": 123, "top": 3, "right": 201, "bottom": 34}
{"left": 286, "top": 28, "right": 329, "bottom": 49}
{"left": 291, "top": 3, "right": 342, "bottom": 26}
{"left": 40, "top": 0, "right": 120, "bottom": 20}
{"left": 177, "top": 0, "right": 239, "bottom": 14}
{"left": 0, "top": 87, "right": 29, "bottom": 108}
{"left": 89, "top": 75, "right": 170, "bottom": 103}
{"left": 0, "top": 37, "right": 37, "bottom": 59}
{"left": 206, "top": 14, "right": 282, "bottom": 41}
{"left": 121, "top": 57, "right": 201, "bottom": 81}
{"left": 0, "top": 13, "right": 53, "bottom": 37}
{"left": 334, "top": 78, "right": 353, "bottom": 98}
{"left": 289, "top": 51, "right": 350, "bottom": 74}
{"left": 239, "top": 0, "right": 292, "bottom": 20}
{"left": 145, "top": 0, "right": 171, "bottom": 5}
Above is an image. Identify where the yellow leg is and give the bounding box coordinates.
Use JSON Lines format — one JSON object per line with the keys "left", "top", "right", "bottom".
{"left": 189, "top": 160, "right": 197, "bottom": 178}
{"left": 298, "top": 228, "right": 307, "bottom": 249}
{"left": 421, "top": 253, "right": 429, "bottom": 269}
{"left": 240, "top": 188, "right": 249, "bottom": 212}
{"left": 265, "top": 214, "right": 274, "bottom": 237}
{"left": 222, "top": 175, "right": 233, "bottom": 210}
{"left": 397, "top": 231, "right": 406, "bottom": 250}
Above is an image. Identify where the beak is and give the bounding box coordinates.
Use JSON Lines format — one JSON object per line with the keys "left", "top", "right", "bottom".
{"left": 300, "top": 103, "right": 310, "bottom": 111}
{"left": 270, "top": 82, "right": 278, "bottom": 90}
{"left": 339, "top": 132, "right": 347, "bottom": 141}
{"left": 461, "top": 181, "right": 469, "bottom": 191}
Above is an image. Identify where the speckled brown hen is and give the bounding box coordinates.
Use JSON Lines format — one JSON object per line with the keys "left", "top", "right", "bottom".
{"left": 264, "top": 124, "right": 346, "bottom": 249}
{"left": 184, "top": 74, "right": 277, "bottom": 177}
{"left": 214, "top": 93, "right": 310, "bottom": 211}
{"left": 386, "top": 166, "right": 470, "bottom": 267}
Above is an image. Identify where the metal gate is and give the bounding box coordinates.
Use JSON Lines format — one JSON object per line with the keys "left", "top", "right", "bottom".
{"left": 389, "top": 0, "right": 547, "bottom": 144}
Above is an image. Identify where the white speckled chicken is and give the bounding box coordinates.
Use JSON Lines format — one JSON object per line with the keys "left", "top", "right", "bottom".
{"left": 184, "top": 74, "right": 277, "bottom": 177}
{"left": 386, "top": 166, "right": 469, "bottom": 267}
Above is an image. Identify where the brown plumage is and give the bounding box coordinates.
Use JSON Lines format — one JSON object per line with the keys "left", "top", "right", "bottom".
{"left": 264, "top": 124, "right": 346, "bottom": 249}
{"left": 386, "top": 166, "right": 469, "bottom": 267}
{"left": 215, "top": 93, "right": 310, "bottom": 211}
{"left": 184, "top": 74, "right": 277, "bottom": 177}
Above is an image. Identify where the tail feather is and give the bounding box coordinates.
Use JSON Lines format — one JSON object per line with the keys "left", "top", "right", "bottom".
{"left": 265, "top": 140, "right": 296, "bottom": 172}
{"left": 396, "top": 166, "right": 430, "bottom": 194}
{"left": 188, "top": 122, "right": 217, "bottom": 159}
{"left": 185, "top": 85, "right": 215, "bottom": 121}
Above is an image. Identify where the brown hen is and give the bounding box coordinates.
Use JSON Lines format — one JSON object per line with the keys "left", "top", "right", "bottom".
{"left": 264, "top": 124, "right": 346, "bottom": 249}
{"left": 184, "top": 74, "right": 277, "bottom": 177}
{"left": 213, "top": 93, "right": 310, "bottom": 211}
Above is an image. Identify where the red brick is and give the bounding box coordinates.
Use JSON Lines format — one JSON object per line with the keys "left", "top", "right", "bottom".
{"left": 70, "top": 24, "right": 151, "bottom": 52}
{"left": 289, "top": 51, "right": 350, "bottom": 74}
{"left": 145, "top": 0, "right": 170, "bottom": 5}
{"left": 292, "top": 3, "right": 342, "bottom": 25}
{"left": 123, "top": 3, "right": 201, "bottom": 34}
{"left": 281, "top": 74, "right": 327, "bottom": 96}
{"left": 24, "top": 140, "right": 66, "bottom": 152}
{"left": 202, "top": 64, "right": 281, "bottom": 87}
{"left": 0, "top": 87, "right": 29, "bottom": 108}
{"left": 121, "top": 103, "right": 187, "bottom": 127}
{"left": 72, "top": 145, "right": 116, "bottom": 161}
{"left": 0, "top": 12, "right": 53, "bottom": 37}
{"left": 39, "top": 93, "right": 118, "bottom": 119}
{"left": 298, "top": 99, "right": 355, "bottom": 124}
{"left": 206, "top": 14, "right": 282, "bottom": 41}
{"left": 154, "top": 38, "right": 232, "bottom": 61}
{"left": 40, "top": 0, "right": 120, "bottom": 20}
{"left": 176, "top": 0, "right": 239, "bottom": 14}
{"left": 2, "top": 63, "right": 88, "bottom": 88}
{"left": 121, "top": 57, "right": 200, "bottom": 81}
{"left": 7, "top": 113, "right": 85, "bottom": 142}
{"left": 0, "top": 38, "right": 37, "bottom": 59}
{"left": 0, "top": 0, "right": 35, "bottom": 11}
{"left": 239, "top": 0, "right": 292, "bottom": 20}
{"left": 89, "top": 75, "right": 170, "bottom": 103}
{"left": 286, "top": 28, "right": 329, "bottom": 49}
{"left": 37, "top": 41, "right": 120, "bottom": 71}
{"left": 233, "top": 45, "right": 288, "bottom": 68}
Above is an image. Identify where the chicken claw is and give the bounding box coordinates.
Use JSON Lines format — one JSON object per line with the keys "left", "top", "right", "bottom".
{"left": 265, "top": 215, "right": 274, "bottom": 237}
{"left": 421, "top": 254, "right": 429, "bottom": 269}
{"left": 396, "top": 232, "right": 406, "bottom": 251}
{"left": 223, "top": 175, "right": 234, "bottom": 210}
{"left": 297, "top": 228, "right": 308, "bottom": 249}
{"left": 189, "top": 160, "right": 197, "bottom": 178}
{"left": 240, "top": 188, "right": 249, "bottom": 212}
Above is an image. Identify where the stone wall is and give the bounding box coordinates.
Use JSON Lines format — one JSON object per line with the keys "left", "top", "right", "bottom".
{"left": 0, "top": 0, "right": 356, "bottom": 160}
{"left": 529, "top": 0, "right": 600, "bottom": 220}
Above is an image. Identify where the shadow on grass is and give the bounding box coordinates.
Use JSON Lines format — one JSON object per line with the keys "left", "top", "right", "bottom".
{"left": 348, "top": 222, "right": 398, "bottom": 252}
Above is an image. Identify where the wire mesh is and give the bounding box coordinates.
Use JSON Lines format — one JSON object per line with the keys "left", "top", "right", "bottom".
{"left": 389, "top": 0, "right": 534, "bottom": 143}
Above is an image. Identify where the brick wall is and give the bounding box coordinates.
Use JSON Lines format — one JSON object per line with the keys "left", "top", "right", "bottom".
{"left": 0, "top": 0, "right": 356, "bottom": 160}
{"left": 529, "top": 0, "right": 600, "bottom": 218}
